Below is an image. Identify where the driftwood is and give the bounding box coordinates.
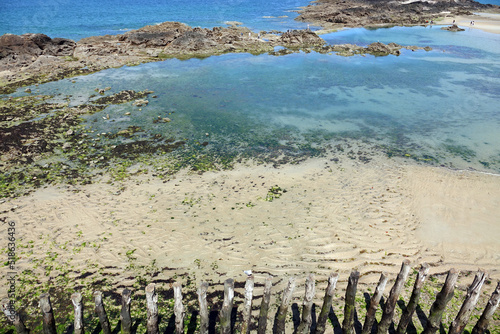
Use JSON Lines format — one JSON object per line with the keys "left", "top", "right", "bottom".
{"left": 423, "top": 268, "right": 460, "bottom": 334}
{"left": 1, "top": 298, "right": 29, "bottom": 334}
{"left": 198, "top": 282, "right": 209, "bottom": 334}
{"left": 361, "top": 272, "right": 389, "bottom": 334}
{"left": 71, "top": 292, "right": 84, "bottom": 334}
{"left": 315, "top": 272, "right": 339, "bottom": 334}
{"left": 173, "top": 282, "right": 185, "bottom": 334}
{"left": 94, "top": 291, "right": 112, "bottom": 334}
{"left": 295, "top": 274, "right": 316, "bottom": 334}
{"left": 120, "top": 288, "right": 133, "bottom": 334}
{"left": 342, "top": 270, "right": 360, "bottom": 334}
{"left": 240, "top": 275, "right": 255, "bottom": 334}
{"left": 220, "top": 278, "right": 235, "bottom": 334}
{"left": 257, "top": 275, "right": 273, "bottom": 334}
{"left": 472, "top": 281, "right": 500, "bottom": 334}
{"left": 377, "top": 259, "right": 411, "bottom": 333}
{"left": 40, "top": 293, "right": 57, "bottom": 334}
{"left": 146, "top": 283, "right": 159, "bottom": 334}
{"left": 396, "top": 263, "right": 430, "bottom": 334}
{"left": 275, "top": 277, "right": 296, "bottom": 334}
{"left": 449, "top": 270, "right": 487, "bottom": 334}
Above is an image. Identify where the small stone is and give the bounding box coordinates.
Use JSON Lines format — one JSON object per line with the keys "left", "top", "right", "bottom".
{"left": 125, "top": 112, "right": 131, "bottom": 115}
{"left": 62, "top": 142, "right": 72, "bottom": 150}
{"left": 72, "top": 80, "right": 76, "bottom": 83}
{"left": 163, "top": 118, "right": 171, "bottom": 122}
{"left": 25, "top": 88, "right": 31, "bottom": 93}
{"left": 66, "top": 129, "right": 74, "bottom": 136}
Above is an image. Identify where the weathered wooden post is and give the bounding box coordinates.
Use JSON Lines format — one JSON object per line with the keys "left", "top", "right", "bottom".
{"left": 315, "top": 272, "right": 339, "bottom": 334}
{"left": 71, "top": 292, "right": 84, "bottom": 334}
{"left": 40, "top": 293, "right": 57, "bottom": 334}
{"left": 472, "top": 281, "right": 500, "bottom": 334}
{"left": 146, "top": 283, "right": 159, "bottom": 334}
{"left": 295, "top": 274, "right": 316, "bottom": 334}
{"left": 396, "top": 263, "right": 430, "bottom": 334}
{"left": 275, "top": 277, "right": 296, "bottom": 334}
{"left": 219, "top": 278, "right": 235, "bottom": 334}
{"left": 377, "top": 260, "right": 411, "bottom": 334}
{"left": 343, "top": 270, "right": 360, "bottom": 334}
{"left": 241, "top": 274, "right": 255, "bottom": 334}
{"left": 257, "top": 275, "right": 273, "bottom": 334}
{"left": 422, "top": 268, "right": 459, "bottom": 334}
{"left": 120, "top": 288, "right": 133, "bottom": 334}
{"left": 94, "top": 291, "right": 112, "bottom": 334}
{"left": 173, "top": 282, "right": 185, "bottom": 334}
{"left": 1, "top": 298, "right": 29, "bottom": 334}
{"left": 361, "top": 272, "right": 389, "bottom": 334}
{"left": 198, "top": 282, "right": 209, "bottom": 334}
{"left": 449, "top": 270, "right": 487, "bottom": 334}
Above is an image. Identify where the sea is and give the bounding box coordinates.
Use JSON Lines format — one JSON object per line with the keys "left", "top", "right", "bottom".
{"left": 1, "top": 0, "right": 500, "bottom": 173}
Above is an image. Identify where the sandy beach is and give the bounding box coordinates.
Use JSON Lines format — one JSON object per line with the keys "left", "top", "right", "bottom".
{"left": 2, "top": 145, "right": 499, "bottom": 299}
{"left": 440, "top": 12, "right": 500, "bottom": 34}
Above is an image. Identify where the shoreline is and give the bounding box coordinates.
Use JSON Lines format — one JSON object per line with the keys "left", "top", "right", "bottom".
{"left": 2, "top": 148, "right": 500, "bottom": 330}
{"left": 439, "top": 12, "right": 500, "bottom": 34}
{"left": 2, "top": 148, "right": 499, "bottom": 287}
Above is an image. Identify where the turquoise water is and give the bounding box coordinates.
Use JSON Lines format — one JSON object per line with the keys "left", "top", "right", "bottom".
{"left": 15, "top": 25, "right": 500, "bottom": 172}
{"left": 2, "top": 0, "right": 500, "bottom": 172}
{"left": 0, "top": 0, "right": 312, "bottom": 40}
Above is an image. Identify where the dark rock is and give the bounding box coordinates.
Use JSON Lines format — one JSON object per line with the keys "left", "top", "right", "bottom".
{"left": 0, "top": 33, "right": 76, "bottom": 70}
{"left": 279, "top": 30, "right": 325, "bottom": 47}
{"left": 365, "top": 42, "right": 393, "bottom": 55}
{"left": 168, "top": 30, "right": 217, "bottom": 51}
{"left": 43, "top": 37, "right": 76, "bottom": 56}
{"left": 441, "top": 24, "right": 465, "bottom": 32}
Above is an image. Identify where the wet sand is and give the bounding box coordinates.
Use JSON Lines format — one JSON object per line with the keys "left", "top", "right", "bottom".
{"left": 1, "top": 146, "right": 499, "bottom": 298}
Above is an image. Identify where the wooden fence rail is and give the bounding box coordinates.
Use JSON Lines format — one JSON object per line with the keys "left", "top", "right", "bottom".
{"left": 2, "top": 262, "right": 500, "bottom": 334}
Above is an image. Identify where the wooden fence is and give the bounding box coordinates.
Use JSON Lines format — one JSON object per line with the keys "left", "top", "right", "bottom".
{"left": 2, "top": 261, "right": 500, "bottom": 334}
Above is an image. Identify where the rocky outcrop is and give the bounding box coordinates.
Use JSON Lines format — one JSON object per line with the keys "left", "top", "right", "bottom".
{"left": 0, "top": 19, "right": 434, "bottom": 94}
{"left": 317, "top": 42, "right": 431, "bottom": 56}
{"left": 441, "top": 24, "right": 466, "bottom": 32}
{"left": 0, "top": 33, "right": 75, "bottom": 71}
{"left": 279, "top": 30, "right": 325, "bottom": 47}
{"left": 297, "top": 0, "right": 499, "bottom": 29}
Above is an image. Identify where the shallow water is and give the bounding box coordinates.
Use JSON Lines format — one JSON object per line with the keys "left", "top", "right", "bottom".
{"left": 12, "top": 25, "right": 500, "bottom": 172}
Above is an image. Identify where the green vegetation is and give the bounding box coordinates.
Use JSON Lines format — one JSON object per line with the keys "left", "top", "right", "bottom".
{"left": 265, "top": 185, "right": 286, "bottom": 202}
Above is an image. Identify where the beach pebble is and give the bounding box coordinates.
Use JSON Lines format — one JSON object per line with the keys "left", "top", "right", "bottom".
{"left": 125, "top": 112, "right": 131, "bottom": 115}
{"left": 133, "top": 99, "right": 149, "bottom": 107}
